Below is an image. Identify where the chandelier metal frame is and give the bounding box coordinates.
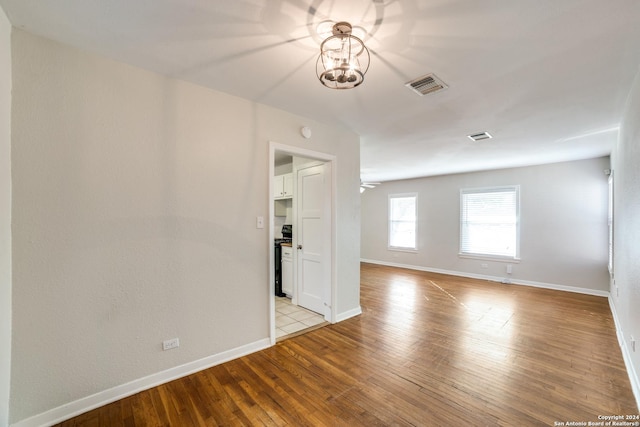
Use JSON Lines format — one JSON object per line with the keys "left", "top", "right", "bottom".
{"left": 316, "top": 21, "right": 370, "bottom": 90}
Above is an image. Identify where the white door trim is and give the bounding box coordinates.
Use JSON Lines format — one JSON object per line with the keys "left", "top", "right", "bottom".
{"left": 268, "top": 141, "right": 337, "bottom": 346}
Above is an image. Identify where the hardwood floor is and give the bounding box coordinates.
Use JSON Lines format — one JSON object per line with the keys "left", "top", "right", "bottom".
{"left": 57, "top": 263, "right": 637, "bottom": 426}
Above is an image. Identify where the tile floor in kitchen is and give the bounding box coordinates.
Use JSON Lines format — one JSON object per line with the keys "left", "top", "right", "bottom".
{"left": 275, "top": 296, "right": 327, "bottom": 340}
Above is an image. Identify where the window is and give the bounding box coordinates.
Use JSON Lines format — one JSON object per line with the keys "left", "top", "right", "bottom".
{"left": 460, "top": 186, "right": 519, "bottom": 259}
{"left": 608, "top": 173, "right": 614, "bottom": 276}
{"left": 389, "top": 194, "right": 417, "bottom": 250}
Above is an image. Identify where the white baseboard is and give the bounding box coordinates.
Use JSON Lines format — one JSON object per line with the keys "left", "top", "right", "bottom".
{"left": 609, "top": 297, "right": 640, "bottom": 411}
{"left": 360, "top": 259, "right": 609, "bottom": 297}
{"left": 12, "top": 338, "right": 272, "bottom": 427}
{"left": 335, "top": 306, "right": 362, "bottom": 322}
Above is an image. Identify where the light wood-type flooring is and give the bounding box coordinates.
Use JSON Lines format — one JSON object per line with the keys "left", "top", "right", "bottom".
{"left": 56, "top": 263, "right": 638, "bottom": 426}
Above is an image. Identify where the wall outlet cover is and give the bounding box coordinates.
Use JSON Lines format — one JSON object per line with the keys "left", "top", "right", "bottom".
{"left": 162, "top": 338, "right": 180, "bottom": 351}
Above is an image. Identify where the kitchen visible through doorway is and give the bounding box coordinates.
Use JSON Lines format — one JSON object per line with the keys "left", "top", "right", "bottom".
{"left": 275, "top": 296, "right": 326, "bottom": 341}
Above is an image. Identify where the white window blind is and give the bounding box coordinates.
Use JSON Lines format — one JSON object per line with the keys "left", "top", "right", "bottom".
{"left": 389, "top": 194, "right": 417, "bottom": 250}
{"left": 608, "top": 174, "right": 614, "bottom": 276}
{"left": 460, "top": 186, "right": 519, "bottom": 258}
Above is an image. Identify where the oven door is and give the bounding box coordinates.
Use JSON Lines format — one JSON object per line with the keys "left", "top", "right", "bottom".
{"left": 274, "top": 243, "right": 285, "bottom": 297}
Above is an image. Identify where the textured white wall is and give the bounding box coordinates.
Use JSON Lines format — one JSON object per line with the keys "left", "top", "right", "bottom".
{"left": 361, "top": 158, "right": 610, "bottom": 292}
{"left": 0, "top": 6, "right": 12, "bottom": 427}
{"left": 9, "top": 30, "right": 360, "bottom": 424}
{"left": 611, "top": 66, "right": 640, "bottom": 404}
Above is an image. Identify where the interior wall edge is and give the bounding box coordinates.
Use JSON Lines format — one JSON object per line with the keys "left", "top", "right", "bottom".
{"left": 0, "top": 3, "right": 12, "bottom": 427}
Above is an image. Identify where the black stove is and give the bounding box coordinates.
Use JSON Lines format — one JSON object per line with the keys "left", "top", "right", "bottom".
{"left": 274, "top": 225, "right": 292, "bottom": 297}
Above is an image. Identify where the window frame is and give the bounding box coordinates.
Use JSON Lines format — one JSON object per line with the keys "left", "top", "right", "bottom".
{"left": 608, "top": 173, "right": 614, "bottom": 277}
{"left": 388, "top": 193, "right": 418, "bottom": 252}
{"left": 459, "top": 185, "right": 520, "bottom": 262}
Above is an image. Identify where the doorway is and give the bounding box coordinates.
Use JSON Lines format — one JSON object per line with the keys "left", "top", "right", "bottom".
{"left": 269, "top": 142, "right": 336, "bottom": 344}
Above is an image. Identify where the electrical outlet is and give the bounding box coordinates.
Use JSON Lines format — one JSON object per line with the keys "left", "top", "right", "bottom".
{"left": 162, "top": 338, "right": 180, "bottom": 351}
{"left": 632, "top": 336, "right": 636, "bottom": 353}
{"left": 481, "top": 263, "right": 488, "bottom": 269}
{"left": 506, "top": 264, "right": 513, "bottom": 274}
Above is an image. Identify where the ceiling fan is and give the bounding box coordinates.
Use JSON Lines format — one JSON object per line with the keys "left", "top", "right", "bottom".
{"left": 360, "top": 180, "right": 381, "bottom": 193}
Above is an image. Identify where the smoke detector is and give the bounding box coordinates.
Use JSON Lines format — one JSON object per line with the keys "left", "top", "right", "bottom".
{"left": 406, "top": 73, "right": 448, "bottom": 96}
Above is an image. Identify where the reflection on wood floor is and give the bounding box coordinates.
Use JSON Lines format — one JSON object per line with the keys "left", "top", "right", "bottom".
{"left": 57, "top": 262, "right": 637, "bottom": 426}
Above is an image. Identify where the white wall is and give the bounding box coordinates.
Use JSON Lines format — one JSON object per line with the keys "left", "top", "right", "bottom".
{"left": 361, "top": 157, "right": 610, "bottom": 293}
{"left": 610, "top": 66, "right": 640, "bottom": 407}
{"left": 0, "top": 6, "right": 12, "bottom": 427}
{"left": 9, "top": 30, "right": 360, "bottom": 425}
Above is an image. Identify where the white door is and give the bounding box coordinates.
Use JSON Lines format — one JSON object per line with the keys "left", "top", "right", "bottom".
{"left": 296, "top": 163, "right": 331, "bottom": 316}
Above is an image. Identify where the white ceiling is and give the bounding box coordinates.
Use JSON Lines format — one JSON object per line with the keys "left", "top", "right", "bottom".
{"left": 2, "top": 0, "right": 639, "bottom": 182}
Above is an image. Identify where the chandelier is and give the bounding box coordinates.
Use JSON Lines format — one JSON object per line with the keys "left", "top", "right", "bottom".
{"left": 316, "top": 22, "right": 370, "bottom": 90}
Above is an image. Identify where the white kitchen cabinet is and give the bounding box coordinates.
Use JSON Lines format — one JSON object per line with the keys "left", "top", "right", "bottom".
{"left": 273, "top": 173, "right": 293, "bottom": 199}
{"left": 281, "top": 245, "right": 293, "bottom": 296}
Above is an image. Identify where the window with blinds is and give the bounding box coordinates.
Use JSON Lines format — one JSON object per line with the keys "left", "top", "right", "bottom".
{"left": 460, "top": 186, "right": 520, "bottom": 259}
{"left": 389, "top": 194, "right": 417, "bottom": 250}
{"left": 608, "top": 174, "right": 614, "bottom": 276}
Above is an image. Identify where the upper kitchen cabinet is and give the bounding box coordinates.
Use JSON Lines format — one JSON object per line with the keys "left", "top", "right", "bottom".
{"left": 273, "top": 173, "right": 293, "bottom": 199}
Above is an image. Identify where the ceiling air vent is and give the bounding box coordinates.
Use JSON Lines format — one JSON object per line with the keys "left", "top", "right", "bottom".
{"left": 467, "top": 131, "right": 492, "bottom": 142}
{"left": 406, "top": 73, "right": 448, "bottom": 96}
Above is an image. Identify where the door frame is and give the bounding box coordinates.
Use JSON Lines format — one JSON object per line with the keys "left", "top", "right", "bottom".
{"left": 268, "top": 141, "right": 337, "bottom": 345}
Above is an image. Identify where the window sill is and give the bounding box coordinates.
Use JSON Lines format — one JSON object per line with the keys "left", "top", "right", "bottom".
{"left": 388, "top": 247, "right": 418, "bottom": 254}
{"left": 458, "top": 253, "right": 520, "bottom": 263}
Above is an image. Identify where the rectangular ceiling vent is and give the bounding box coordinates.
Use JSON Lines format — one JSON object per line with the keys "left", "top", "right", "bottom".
{"left": 406, "top": 73, "right": 448, "bottom": 96}
{"left": 467, "top": 131, "right": 492, "bottom": 142}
